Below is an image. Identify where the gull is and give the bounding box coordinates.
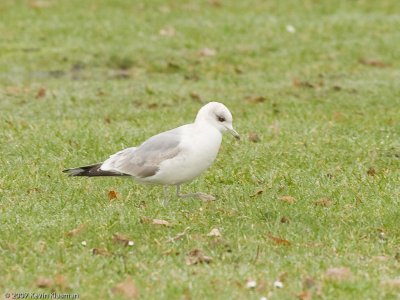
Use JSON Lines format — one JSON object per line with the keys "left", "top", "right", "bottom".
{"left": 63, "top": 102, "right": 240, "bottom": 205}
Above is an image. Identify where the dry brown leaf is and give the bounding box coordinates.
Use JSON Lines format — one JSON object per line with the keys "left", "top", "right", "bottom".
{"left": 245, "top": 95, "right": 266, "bottom": 104}
{"left": 332, "top": 111, "right": 344, "bottom": 121}
{"left": 367, "top": 167, "right": 377, "bottom": 176}
{"left": 92, "top": 248, "right": 112, "bottom": 256}
{"left": 297, "top": 290, "right": 312, "bottom": 300}
{"left": 292, "top": 77, "right": 315, "bottom": 88}
{"left": 199, "top": 47, "right": 217, "bottom": 57}
{"left": 152, "top": 219, "right": 170, "bottom": 226}
{"left": 167, "top": 227, "right": 190, "bottom": 242}
{"left": 108, "top": 190, "right": 119, "bottom": 200}
{"left": 112, "top": 233, "right": 133, "bottom": 246}
{"left": 36, "top": 87, "right": 46, "bottom": 98}
{"left": 209, "top": 0, "right": 222, "bottom": 7}
{"left": 163, "top": 248, "right": 180, "bottom": 256}
{"left": 36, "top": 277, "right": 53, "bottom": 288}
{"left": 359, "top": 58, "right": 389, "bottom": 68}
{"left": 65, "top": 224, "right": 86, "bottom": 237}
{"left": 280, "top": 195, "right": 296, "bottom": 204}
{"left": 280, "top": 216, "right": 290, "bottom": 224}
{"left": 381, "top": 279, "right": 400, "bottom": 288}
{"left": 186, "top": 248, "right": 212, "bottom": 265}
{"left": 112, "top": 277, "right": 139, "bottom": 299}
{"left": 267, "top": 234, "right": 291, "bottom": 246}
{"left": 159, "top": 26, "right": 175, "bottom": 37}
{"left": 207, "top": 228, "right": 221, "bottom": 237}
{"left": 189, "top": 92, "right": 202, "bottom": 102}
{"left": 250, "top": 188, "right": 264, "bottom": 197}
{"left": 248, "top": 132, "right": 260, "bottom": 143}
{"left": 314, "top": 198, "right": 332, "bottom": 207}
{"left": 54, "top": 274, "right": 68, "bottom": 291}
{"left": 325, "top": 267, "right": 352, "bottom": 281}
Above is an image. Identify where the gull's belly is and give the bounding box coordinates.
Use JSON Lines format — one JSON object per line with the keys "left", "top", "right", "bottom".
{"left": 147, "top": 129, "right": 222, "bottom": 185}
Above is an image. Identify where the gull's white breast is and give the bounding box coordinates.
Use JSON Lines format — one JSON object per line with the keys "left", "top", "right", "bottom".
{"left": 145, "top": 124, "right": 222, "bottom": 185}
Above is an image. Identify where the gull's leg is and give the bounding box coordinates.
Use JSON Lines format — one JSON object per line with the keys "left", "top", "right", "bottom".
{"left": 176, "top": 184, "right": 216, "bottom": 201}
{"left": 162, "top": 186, "right": 169, "bottom": 207}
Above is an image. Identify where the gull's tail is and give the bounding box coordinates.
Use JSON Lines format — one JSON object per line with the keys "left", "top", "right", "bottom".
{"left": 63, "top": 163, "right": 128, "bottom": 177}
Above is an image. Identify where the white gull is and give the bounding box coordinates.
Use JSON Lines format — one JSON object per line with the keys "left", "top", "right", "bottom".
{"left": 63, "top": 102, "right": 240, "bottom": 204}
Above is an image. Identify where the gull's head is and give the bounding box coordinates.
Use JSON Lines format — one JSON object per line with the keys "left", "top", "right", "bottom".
{"left": 195, "top": 102, "right": 240, "bottom": 140}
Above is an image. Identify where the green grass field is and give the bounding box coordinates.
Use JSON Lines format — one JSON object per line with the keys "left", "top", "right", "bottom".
{"left": 1, "top": 0, "right": 400, "bottom": 299}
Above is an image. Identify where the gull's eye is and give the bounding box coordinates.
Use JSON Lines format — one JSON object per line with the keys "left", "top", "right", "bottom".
{"left": 217, "top": 115, "right": 225, "bottom": 122}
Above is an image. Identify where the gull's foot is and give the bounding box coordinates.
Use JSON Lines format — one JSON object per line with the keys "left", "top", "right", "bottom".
{"left": 162, "top": 199, "right": 169, "bottom": 207}
{"left": 195, "top": 192, "right": 216, "bottom": 202}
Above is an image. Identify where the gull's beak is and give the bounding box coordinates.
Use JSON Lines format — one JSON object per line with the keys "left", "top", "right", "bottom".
{"left": 227, "top": 126, "right": 240, "bottom": 140}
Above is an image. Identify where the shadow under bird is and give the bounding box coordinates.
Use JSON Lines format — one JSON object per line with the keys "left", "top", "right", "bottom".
{"left": 63, "top": 102, "right": 240, "bottom": 205}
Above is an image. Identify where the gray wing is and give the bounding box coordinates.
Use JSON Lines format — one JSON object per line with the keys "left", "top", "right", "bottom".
{"left": 100, "top": 129, "right": 182, "bottom": 178}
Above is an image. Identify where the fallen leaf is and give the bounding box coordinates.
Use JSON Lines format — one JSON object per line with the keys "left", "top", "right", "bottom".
{"left": 381, "top": 279, "right": 400, "bottom": 288}
{"left": 36, "top": 277, "right": 53, "bottom": 288}
{"left": 163, "top": 248, "right": 180, "bottom": 256}
{"left": 197, "top": 193, "right": 216, "bottom": 202}
{"left": 248, "top": 132, "right": 260, "bottom": 143}
{"left": 189, "top": 92, "right": 202, "bottom": 102}
{"left": 207, "top": 228, "right": 221, "bottom": 237}
{"left": 108, "top": 190, "right": 119, "bottom": 200}
{"left": 279, "top": 195, "right": 296, "bottom": 204}
{"left": 250, "top": 188, "right": 264, "bottom": 197}
{"left": 159, "top": 26, "right": 175, "bottom": 37}
{"left": 36, "top": 87, "right": 46, "bottom": 98}
{"left": 245, "top": 95, "right": 266, "bottom": 104}
{"left": 267, "top": 234, "right": 291, "bottom": 246}
{"left": 199, "top": 47, "right": 217, "bottom": 57}
{"left": 54, "top": 275, "right": 68, "bottom": 291}
{"left": 367, "top": 167, "right": 377, "bottom": 176}
{"left": 112, "top": 233, "right": 133, "bottom": 246}
{"left": 112, "top": 277, "right": 139, "bottom": 299}
{"left": 314, "top": 198, "right": 332, "bottom": 207}
{"left": 292, "top": 77, "right": 315, "bottom": 88}
{"left": 332, "top": 111, "right": 344, "bottom": 121}
{"left": 280, "top": 216, "right": 290, "bottom": 224}
{"left": 65, "top": 224, "right": 86, "bottom": 237}
{"left": 325, "top": 267, "right": 352, "bottom": 281}
{"left": 92, "top": 248, "right": 112, "bottom": 256}
{"left": 186, "top": 248, "right": 212, "bottom": 265}
{"left": 152, "top": 219, "right": 170, "bottom": 226}
{"left": 167, "top": 227, "right": 190, "bottom": 242}
{"left": 297, "top": 290, "right": 312, "bottom": 300}
{"left": 209, "top": 0, "right": 222, "bottom": 7}
{"left": 359, "top": 58, "right": 389, "bottom": 68}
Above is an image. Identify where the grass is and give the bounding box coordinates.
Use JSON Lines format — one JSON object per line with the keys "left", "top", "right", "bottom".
{"left": 1, "top": 0, "right": 400, "bottom": 299}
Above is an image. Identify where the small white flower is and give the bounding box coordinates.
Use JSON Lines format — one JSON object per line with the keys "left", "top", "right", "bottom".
{"left": 246, "top": 279, "right": 257, "bottom": 289}
{"left": 286, "top": 25, "right": 296, "bottom": 33}
{"left": 128, "top": 241, "right": 134, "bottom": 246}
{"left": 260, "top": 297, "right": 268, "bottom": 300}
{"left": 274, "top": 280, "right": 283, "bottom": 288}
{"left": 81, "top": 241, "right": 87, "bottom": 246}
